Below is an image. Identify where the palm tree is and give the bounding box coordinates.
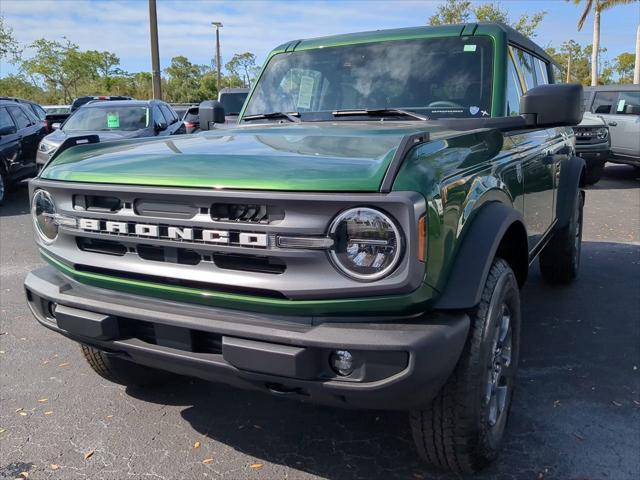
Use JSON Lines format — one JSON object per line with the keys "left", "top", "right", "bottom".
{"left": 572, "top": 0, "right": 638, "bottom": 86}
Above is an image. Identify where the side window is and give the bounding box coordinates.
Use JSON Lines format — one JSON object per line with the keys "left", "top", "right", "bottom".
{"left": 159, "top": 104, "right": 176, "bottom": 124}
{"left": 153, "top": 105, "right": 167, "bottom": 125}
{"left": 0, "top": 107, "right": 17, "bottom": 132}
{"left": 511, "top": 47, "right": 536, "bottom": 91}
{"left": 615, "top": 91, "right": 640, "bottom": 115}
{"left": 31, "top": 104, "right": 46, "bottom": 120}
{"left": 591, "top": 91, "right": 618, "bottom": 114}
{"left": 7, "top": 106, "right": 33, "bottom": 129}
{"left": 534, "top": 58, "right": 549, "bottom": 85}
{"left": 506, "top": 55, "right": 523, "bottom": 116}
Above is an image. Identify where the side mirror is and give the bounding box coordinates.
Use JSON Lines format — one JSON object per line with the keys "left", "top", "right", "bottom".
{"left": 51, "top": 122, "right": 62, "bottom": 131}
{"left": 520, "top": 83, "right": 583, "bottom": 127}
{"left": 198, "top": 100, "right": 225, "bottom": 130}
{"left": 624, "top": 104, "right": 640, "bottom": 115}
{"left": 0, "top": 125, "right": 17, "bottom": 136}
{"left": 155, "top": 121, "right": 168, "bottom": 132}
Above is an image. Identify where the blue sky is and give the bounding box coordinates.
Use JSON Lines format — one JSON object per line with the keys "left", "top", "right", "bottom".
{"left": 1, "top": 0, "right": 638, "bottom": 77}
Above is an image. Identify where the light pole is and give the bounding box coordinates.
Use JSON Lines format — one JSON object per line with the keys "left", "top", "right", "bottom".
{"left": 148, "top": 0, "right": 162, "bottom": 99}
{"left": 212, "top": 22, "right": 223, "bottom": 95}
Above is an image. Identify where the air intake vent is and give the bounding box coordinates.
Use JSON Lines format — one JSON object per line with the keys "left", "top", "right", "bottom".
{"left": 210, "top": 203, "right": 284, "bottom": 224}
{"left": 134, "top": 199, "right": 198, "bottom": 219}
{"left": 74, "top": 195, "right": 122, "bottom": 212}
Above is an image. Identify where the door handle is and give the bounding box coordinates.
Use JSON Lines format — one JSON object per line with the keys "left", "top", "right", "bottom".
{"left": 608, "top": 121, "right": 617, "bottom": 126}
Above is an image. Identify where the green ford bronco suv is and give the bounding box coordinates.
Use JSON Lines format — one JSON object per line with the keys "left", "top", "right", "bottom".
{"left": 25, "top": 23, "right": 585, "bottom": 472}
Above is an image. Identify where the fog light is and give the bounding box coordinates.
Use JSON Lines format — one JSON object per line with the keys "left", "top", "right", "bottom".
{"left": 330, "top": 350, "right": 354, "bottom": 376}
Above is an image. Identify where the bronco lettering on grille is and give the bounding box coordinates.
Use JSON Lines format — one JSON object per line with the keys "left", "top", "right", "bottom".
{"left": 77, "top": 218, "right": 268, "bottom": 248}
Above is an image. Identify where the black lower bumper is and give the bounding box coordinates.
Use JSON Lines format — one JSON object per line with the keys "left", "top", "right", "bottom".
{"left": 24, "top": 266, "right": 469, "bottom": 410}
{"left": 576, "top": 142, "right": 610, "bottom": 161}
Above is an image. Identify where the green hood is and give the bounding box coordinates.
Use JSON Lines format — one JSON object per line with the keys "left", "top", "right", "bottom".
{"left": 41, "top": 123, "right": 444, "bottom": 192}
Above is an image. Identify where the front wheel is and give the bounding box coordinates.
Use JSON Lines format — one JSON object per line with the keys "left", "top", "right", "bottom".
{"left": 584, "top": 159, "right": 605, "bottom": 185}
{"left": 81, "top": 345, "right": 173, "bottom": 387}
{"left": 410, "top": 258, "right": 521, "bottom": 473}
{"left": 0, "top": 168, "right": 7, "bottom": 206}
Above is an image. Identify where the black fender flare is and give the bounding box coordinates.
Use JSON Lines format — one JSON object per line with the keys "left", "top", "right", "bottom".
{"left": 434, "top": 202, "right": 527, "bottom": 310}
{"left": 556, "top": 155, "right": 586, "bottom": 228}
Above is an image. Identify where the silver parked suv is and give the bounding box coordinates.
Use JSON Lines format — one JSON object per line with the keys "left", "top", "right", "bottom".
{"left": 584, "top": 85, "right": 640, "bottom": 169}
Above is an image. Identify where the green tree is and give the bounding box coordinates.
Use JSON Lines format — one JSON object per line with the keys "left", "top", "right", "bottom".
{"left": 546, "top": 41, "right": 611, "bottom": 84}
{"left": 571, "top": 0, "right": 636, "bottom": 86}
{"left": 0, "top": 15, "right": 21, "bottom": 62}
{"left": 164, "top": 55, "right": 209, "bottom": 102}
{"left": 0, "top": 74, "right": 47, "bottom": 102}
{"left": 428, "top": 1, "right": 546, "bottom": 38}
{"left": 225, "top": 52, "right": 258, "bottom": 87}
{"left": 613, "top": 52, "right": 635, "bottom": 83}
{"left": 428, "top": 0, "right": 471, "bottom": 25}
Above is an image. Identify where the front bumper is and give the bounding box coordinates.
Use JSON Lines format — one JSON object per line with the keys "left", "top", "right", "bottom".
{"left": 575, "top": 141, "right": 610, "bottom": 161}
{"left": 25, "top": 266, "right": 469, "bottom": 410}
{"left": 36, "top": 149, "right": 55, "bottom": 167}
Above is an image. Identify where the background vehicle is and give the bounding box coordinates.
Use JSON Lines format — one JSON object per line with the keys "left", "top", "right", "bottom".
{"left": 43, "top": 105, "right": 71, "bottom": 115}
{"left": 0, "top": 99, "right": 47, "bottom": 204}
{"left": 70, "top": 95, "right": 134, "bottom": 113}
{"left": 573, "top": 112, "right": 610, "bottom": 184}
{"left": 181, "top": 105, "right": 200, "bottom": 133}
{"left": 26, "top": 24, "right": 584, "bottom": 473}
{"left": 36, "top": 99, "right": 184, "bottom": 168}
{"left": 218, "top": 87, "right": 248, "bottom": 124}
{"left": 0, "top": 96, "right": 47, "bottom": 122}
{"left": 584, "top": 85, "right": 640, "bottom": 167}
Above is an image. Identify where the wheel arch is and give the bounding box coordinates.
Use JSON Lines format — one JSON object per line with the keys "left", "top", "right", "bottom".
{"left": 433, "top": 201, "right": 528, "bottom": 310}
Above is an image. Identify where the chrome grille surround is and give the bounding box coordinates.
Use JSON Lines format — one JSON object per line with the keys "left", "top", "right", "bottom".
{"left": 30, "top": 179, "right": 427, "bottom": 300}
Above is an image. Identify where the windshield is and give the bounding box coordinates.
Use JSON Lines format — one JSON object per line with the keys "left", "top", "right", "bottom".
{"left": 63, "top": 106, "right": 150, "bottom": 132}
{"left": 219, "top": 93, "right": 248, "bottom": 115}
{"left": 244, "top": 36, "right": 493, "bottom": 120}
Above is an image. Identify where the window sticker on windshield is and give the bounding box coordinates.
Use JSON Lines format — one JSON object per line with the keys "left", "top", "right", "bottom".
{"left": 297, "top": 75, "right": 315, "bottom": 109}
{"left": 617, "top": 99, "right": 626, "bottom": 112}
{"left": 464, "top": 44, "right": 477, "bottom": 52}
{"left": 107, "top": 112, "right": 120, "bottom": 128}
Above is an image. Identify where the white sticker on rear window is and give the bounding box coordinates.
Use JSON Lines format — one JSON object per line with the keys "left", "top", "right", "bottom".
{"left": 464, "top": 44, "right": 477, "bottom": 52}
{"left": 297, "top": 75, "right": 315, "bottom": 109}
{"left": 617, "top": 99, "right": 626, "bottom": 113}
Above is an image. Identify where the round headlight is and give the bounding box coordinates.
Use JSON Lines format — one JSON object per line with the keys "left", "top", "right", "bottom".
{"left": 329, "top": 207, "right": 402, "bottom": 281}
{"left": 32, "top": 190, "right": 58, "bottom": 243}
{"left": 596, "top": 127, "right": 608, "bottom": 140}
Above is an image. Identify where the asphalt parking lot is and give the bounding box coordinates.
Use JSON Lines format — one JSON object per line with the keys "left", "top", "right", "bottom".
{"left": 1, "top": 164, "right": 639, "bottom": 480}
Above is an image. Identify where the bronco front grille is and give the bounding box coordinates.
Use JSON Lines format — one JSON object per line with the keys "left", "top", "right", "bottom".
{"left": 34, "top": 180, "right": 426, "bottom": 300}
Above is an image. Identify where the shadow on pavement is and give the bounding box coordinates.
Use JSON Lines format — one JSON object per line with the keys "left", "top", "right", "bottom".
{"left": 0, "top": 180, "right": 30, "bottom": 217}
{"left": 587, "top": 163, "right": 639, "bottom": 191}
{"left": 126, "top": 240, "right": 639, "bottom": 480}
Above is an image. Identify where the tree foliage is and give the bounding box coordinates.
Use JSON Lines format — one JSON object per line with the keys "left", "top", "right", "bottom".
{"left": 0, "top": 14, "right": 21, "bottom": 62}
{"left": 428, "top": 0, "right": 471, "bottom": 25}
{"left": 225, "top": 52, "right": 259, "bottom": 87}
{"left": 545, "top": 41, "right": 613, "bottom": 85}
{"left": 429, "top": 0, "right": 547, "bottom": 38}
{"left": 613, "top": 52, "right": 635, "bottom": 83}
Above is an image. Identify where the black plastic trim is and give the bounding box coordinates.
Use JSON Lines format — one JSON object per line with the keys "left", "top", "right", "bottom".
{"left": 434, "top": 202, "right": 527, "bottom": 310}
{"left": 379, "top": 132, "right": 429, "bottom": 192}
{"left": 556, "top": 156, "right": 586, "bottom": 229}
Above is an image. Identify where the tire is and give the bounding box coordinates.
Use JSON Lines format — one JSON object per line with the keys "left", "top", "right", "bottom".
{"left": 81, "top": 345, "right": 173, "bottom": 387}
{"left": 410, "top": 258, "right": 521, "bottom": 473}
{"left": 584, "top": 160, "right": 605, "bottom": 185}
{"left": 539, "top": 191, "right": 584, "bottom": 284}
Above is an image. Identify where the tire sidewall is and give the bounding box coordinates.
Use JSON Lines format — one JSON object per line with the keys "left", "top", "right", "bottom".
{"left": 476, "top": 265, "right": 521, "bottom": 454}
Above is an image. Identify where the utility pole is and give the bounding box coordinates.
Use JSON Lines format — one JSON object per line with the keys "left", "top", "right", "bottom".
{"left": 148, "top": 0, "right": 162, "bottom": 99}
{"left": 212, "top": 22, "right": 223, "bottom": 95}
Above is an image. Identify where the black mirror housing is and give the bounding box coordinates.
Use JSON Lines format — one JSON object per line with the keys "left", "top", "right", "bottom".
{"left": 155, "top": 121, "right": 168, "bottom": 132}
{"left": 520, "top": 83, "right": 583, "bottom": 127}
{"left": 198, "top": 100, "right": 225, "bottom": 130}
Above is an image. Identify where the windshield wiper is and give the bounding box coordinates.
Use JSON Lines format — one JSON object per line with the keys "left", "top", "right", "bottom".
{"left": 243, "top": 111, "right": 301, "bottom": 123}
{"left": 332, "top": 109, "right": 428, "bottom": 121}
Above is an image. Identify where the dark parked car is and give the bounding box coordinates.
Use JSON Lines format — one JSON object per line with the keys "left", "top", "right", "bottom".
{"left": 70, "top": 95, "right": 133, "bottom": 112}
{"left": 0, "top": 99, "right": 47, "bottom": 204}
{"left": 218, "top": 87, "right": 249, "bottom": 124}
{"left": 0, "top": 97, "right": 47, "bottom": 122}
{"left": 181, "top": 106, "right": 200, "bottom": 133}
{"left": 36, "top": 100, "right": 185, "bottom": 168}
